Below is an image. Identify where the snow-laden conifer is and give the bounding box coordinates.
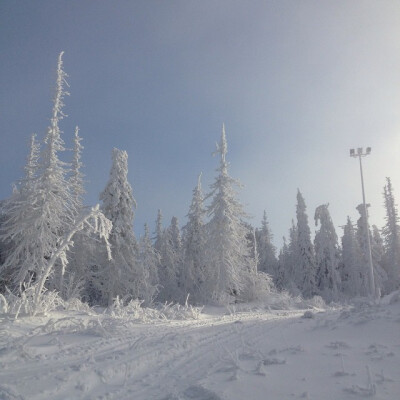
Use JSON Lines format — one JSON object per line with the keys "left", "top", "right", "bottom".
{"left": 314, "top": 204, "right": 341, "bottom": 301}
{"left": 39, "top": 51, "right": 77, "bottom": 292}
{"left": 138, "top": 224, "right": 159, "bottom": 305}
{"left": 1, "top": 53, "right": 74, "bottom": 292}
{"left": 356, "top": 204, "right": 387, "bottom": 296}
{"left": 205, "top": 125, "right": 254, "bottom": 304}
{"left": 182, "top": 174, "right": 206, "bottom": 304}
{"left": 382, "top": 177, "right": 400, "bottom": 291}
{"left": 371, "top": 225, "right": 387, "bottom": 293}
{"left": 154, "top": 209, "right": 164, "bottom": 253}
{"left": 64, "top": 126, "right": 89, "bottom": 299}
{"left": 157, "top": 217, "right": 183, "bottom": 303}
{"left": 0, "top": 134, "right": 41, "bottom": 289}
{"left": 372, "top": 225, "right": 384, "bottom": 267}
{"left": 296, "top": 190, "right": 317, "bottom": 298}
{"left": 255, "top": 211, "right": 277, "bottom": 279}
{"left": 98, "top": 148, "right": 146, "bottom": 305}
{"left": 276, "top": 237, "right": 290, "bottom": 291}
{"left": 340, "top": 217, "right": 365, "bottom": 297}
{"left": 276, "top": 221, "right": 300, "bottom": 294}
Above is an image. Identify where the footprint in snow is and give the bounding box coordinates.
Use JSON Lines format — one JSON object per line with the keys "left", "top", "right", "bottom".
{"left": 326, "top": 341, "right": 351, "bottom": 350}
{"left": 262, "top": 357, "right": 286, "bottom": 365}
{"left": 183, "top": 385, "right": 222, "bottom": 400}
{"left": 365, "top": 343, "right": 395, "bottom": 360}
{"left": 270, "top": 345, "right": 304, "bottom": 355}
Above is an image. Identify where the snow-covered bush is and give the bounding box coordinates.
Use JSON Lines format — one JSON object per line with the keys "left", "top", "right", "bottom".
{"left": 106, "top": 295, "right": 203, "bottom": 321}
{"left": 157, "top": 299, "right": 204, "bottom": 320}
{"left": 0, "top": 293, "right": 8, "bottom": 314}
{"left": 64, "top": 297, "right": 92, "bottom": 313}
{"left": 108, "top": 296, "right": 149, "bottom": 320}
{"left": 3, "top": 286, "right": 65, "bottom": 318}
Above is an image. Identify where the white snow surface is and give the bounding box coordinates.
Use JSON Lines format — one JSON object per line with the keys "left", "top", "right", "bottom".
{"left": 1, "top": 294, "right": 400, "bottom": 400}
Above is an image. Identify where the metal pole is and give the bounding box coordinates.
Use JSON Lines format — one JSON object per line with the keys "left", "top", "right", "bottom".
{"left": 358, "top": 154, "right": 376, "bottom": 298}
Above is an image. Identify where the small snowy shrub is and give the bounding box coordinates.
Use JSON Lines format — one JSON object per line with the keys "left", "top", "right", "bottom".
{"left": 244, "top": 272, "right": 274, "bottom": 302}
{"left": 64, "top": 297, "right": 92, "bottom": 313}
{"left": 157, "top": 300, "right": 203, "bottom": 320}
{"left": 108, "top": 297, "right": 149, "bottom": 320}
{"left": 3, "top": 285, "right": 65, "bottom": 318}
{"left": 0, "top": 293, "right": 8, "bottom": 314}
{"left": 305, "top": 295, "right": 326, "bottom": 309}
{"left": 106, "top": 296, "right": 203, "bottom": 321}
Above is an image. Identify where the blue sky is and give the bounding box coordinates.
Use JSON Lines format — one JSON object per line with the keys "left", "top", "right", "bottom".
{"left": 1, "top": 1, "right": 400, "bottom": 246}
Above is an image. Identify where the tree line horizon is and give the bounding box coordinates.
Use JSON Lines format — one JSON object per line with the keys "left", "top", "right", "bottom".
{"left": 1, "top": 53, "right": 399, "bottom": 311}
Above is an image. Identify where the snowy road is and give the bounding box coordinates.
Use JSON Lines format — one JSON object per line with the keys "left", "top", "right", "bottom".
{"left": 1, "top": 299, "right": 399, "bottom": 399}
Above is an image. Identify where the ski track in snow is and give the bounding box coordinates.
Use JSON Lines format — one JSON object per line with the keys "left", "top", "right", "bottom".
{"left": 0, "top": 302, "right": 399, "bottom": 400}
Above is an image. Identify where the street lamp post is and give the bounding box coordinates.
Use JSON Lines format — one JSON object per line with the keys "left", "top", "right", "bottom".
{"left": 350, "top": 147, "right": 376, "bottom": 298}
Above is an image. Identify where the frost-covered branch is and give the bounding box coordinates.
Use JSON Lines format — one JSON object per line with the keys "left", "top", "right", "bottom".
{"left": 34, "top": 205, "right": 112, "bottom": 311}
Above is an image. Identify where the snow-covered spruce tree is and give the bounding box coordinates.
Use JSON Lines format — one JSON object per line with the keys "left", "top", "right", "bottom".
{"left": 296, "top": 190, "right": 317, "bottom": 298}
{"left": 157, "top": 216, "right": 183, "bottom": 303}
{"left": 372, "top": 225, "right": 384, "bottom": 267}
{"left": 63, "top": 126, "right": 88, "bottom": 299}
{"left": 154, "top": 209, "right": 164, "bottom": 253}
{"left": 314, "top": 204, "right": 341, "bottom": 301}
{"left": 39, "top": 52, "right": 78, "bottom": 294}
{"left": 98, "top": 148, "right": 147, "bottom": 305}
{"left": 382, "top": 177, "right": 400, "bottom": 291}
{"left": 138, "top": 224, "right": 159, "bottom": 305}
{"left": 356, "top": 204, "right": 387, "bottom": 296}
{"left": 255, "top": 211, "right": 277, "bottom": 279}
{"left": 276, "top": 221, "right": 300, "bottom": 295}
{"left": 288, "top": 220, "right": 303, "bottom": 295}
{"left": 1, "top": 52, "right": 76, "bottom": 294}
{"left": 340, "top": 217, "right": 365, "bottom": 297}
{"left": 0, "top": 133, "right": 41, "bottom": 290}
{"left": 205, "top": 125, "right": 258, "bottom": 304}
{"left": 371, "top": 225, "right": 387, "bottom": 294}
{"left": 181, "top": 173, "right": 207, "bottom": 304}
{"left": 276, "top": 237, "right": 290, "bottom": 291}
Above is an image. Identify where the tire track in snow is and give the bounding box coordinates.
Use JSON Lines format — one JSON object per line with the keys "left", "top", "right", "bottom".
{"left": 0, "top": 310, "right": 304, "bottom": 400}
{"left": 123, "top": 312, "right": 303, "bottom": 399}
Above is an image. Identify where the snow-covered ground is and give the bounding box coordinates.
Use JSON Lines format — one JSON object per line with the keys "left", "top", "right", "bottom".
{"left": 1, "top": 295, "right": 399, "bottom": 400}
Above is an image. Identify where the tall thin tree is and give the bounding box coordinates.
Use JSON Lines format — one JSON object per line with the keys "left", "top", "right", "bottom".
{"left": 205, "top": 124, "right": 254, "bottom": 304}
{"left": 255, "top": 211, "right": 277, "bottom": 279}
{"left": 341, "top": 216, "right": 365, "bottom": 297}
{"left": 182, "top": 173, "right": 206, "bottom": 304}
{"left": 1, "top": 52, "right": 74, "bottom": 293}
{"left": 382, "top": 177, "right": 400, "bottom": 291}
{"left": 98, "top": 148, "right": 145, "bottom": 305}
{"left": 314, "top": 204, "right": 341, "bottom": 301}
{"left": 296, "top": 190, "right": 317, "bottom": 298}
